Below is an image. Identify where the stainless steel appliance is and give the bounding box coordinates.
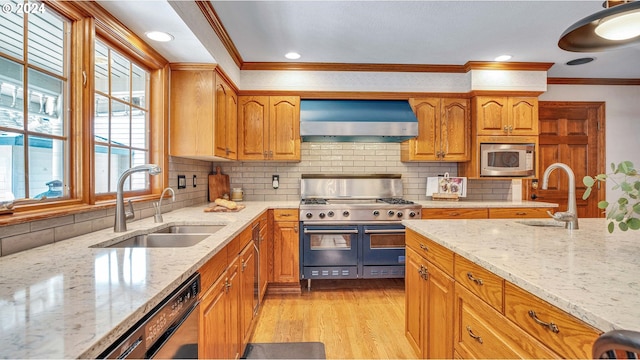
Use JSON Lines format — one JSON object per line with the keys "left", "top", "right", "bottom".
{"left": 99, "top": 274, "right": 200, "bottom": 359}
{"left": 299, "top": 174, "right": 421, "bottom": 288}
{"left": 480, "top": 143, "right": 535, "bottom": 177}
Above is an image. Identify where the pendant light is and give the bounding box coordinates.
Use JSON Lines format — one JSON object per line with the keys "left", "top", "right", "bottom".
{"left": 558, "top": 0, "right": 640, "bottom": 52}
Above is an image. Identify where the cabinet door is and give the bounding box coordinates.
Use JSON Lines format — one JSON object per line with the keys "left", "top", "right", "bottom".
{"left": 405, "top": 247, "right": 426, "bottom": 357}
{"left": 227, "top": 258, "right": 241, "bottom": 360}
{"left": 425, "top": 261, "right": 455, "bottom": 359}
{"left": 440, "top": 98, "right": 470, "bottom": 161}
{"left": 508, "top": 97, "right": 538, "bottom": 135}
{"left": 475, "top": 96, "right": 508, "bottom": 136}
{"left": 269, "top": 96, "right": 300, "bottom": 161}
{"left": 402, "top": 98, "right": 440, "bottom": 161}
{"left": 199, "top": 275, "right": 228, "bottom": 359}
{"left": 214, "top": 76, "right": 229, "bottom": 158}
{"left": 272, "top": 220, "right": 299, "bottom": 283}
{"left": 238, "top": 96, "right": 269, "bottom": 160}
{"left": 169, "top": 69, "right": 215, "bottom": 157}
{"left": 239, "top": 242, "right": 256, "bottom": 346}
{"left": 258, "top": 214, "right": 270, "bottom": 300}
{"left": 488, "top": 207, "right": 552, "bottom": 219}
{"left": 226, "top": 89, "right": 238, "bottom": 159}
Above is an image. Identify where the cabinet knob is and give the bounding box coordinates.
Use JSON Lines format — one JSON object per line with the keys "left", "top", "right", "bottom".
{"left": 503, "top": 125, "right": 509, "bottom": 133}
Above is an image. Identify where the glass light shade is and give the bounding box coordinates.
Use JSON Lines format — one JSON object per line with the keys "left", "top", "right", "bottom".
{"left": 595, "top": 10, "right": 640, "bottom": 40}
{"left": 145, "top": 31, "right": 174, "bottom": 42}
{"left": 285, "top": 52, "right": 301, "bottom": 60}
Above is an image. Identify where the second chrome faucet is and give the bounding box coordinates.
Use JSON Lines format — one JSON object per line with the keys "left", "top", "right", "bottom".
{"left": 154, "top": 187, "right": 176, "bottom": 223}
{"left": 541, "top": 162, "right": 579, "bottom": 230}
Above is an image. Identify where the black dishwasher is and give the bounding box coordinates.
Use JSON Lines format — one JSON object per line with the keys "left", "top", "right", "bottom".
{"left": 99, "top": 273, "right": 200, "bottom": 359}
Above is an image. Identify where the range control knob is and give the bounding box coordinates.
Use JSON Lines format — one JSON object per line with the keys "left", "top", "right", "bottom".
{"left": 387, "top": 210, "right": 395, "bottom": 216}
{"left": 409, "top": 211, "right": 417, "bottom": 218}
{"left": 397, "top": 211, "right": 403, "bottom": 218}
{"left": 372, "top": 210, "right": 380, "bottom": 216}
{"left": 306, "top": 212, "right": 313, "bottom": 219}
{"left": 319, "top": 212, "right": 326, "bottom": 219}
{"left": 343, "top": 211, "right": 350, "bottom": 217}
{"left": 327, "top": 211, "right": 335, "bottom": 217}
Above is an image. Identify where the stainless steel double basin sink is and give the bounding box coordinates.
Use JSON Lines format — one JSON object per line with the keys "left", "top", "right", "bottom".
{"left": 93, "top": 225, "right": 225, "bottom": 248}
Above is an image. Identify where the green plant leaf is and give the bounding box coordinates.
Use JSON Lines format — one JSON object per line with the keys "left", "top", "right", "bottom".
{"left": 597, "top": 200, "right": 609, "bottom": 209}
{"left": 582, "top": 187, "right": 592, "bottom": 200}
{"left": 618, "top": 197, "right": 629, "bottom": 205}
{"left": 621, "top": 181, "right": 633, "bottom": 192}
{"left": 612, "top": 184, "right": 620, "bottom": 190}
{"left": 628, "top": 218, "right": 640, "bottom": 230}
{"left": 633, "top": 203, "right": 640, "bottom": 214}
{"left": 619, "top": 221, "right": 629, "bottom": 231}
{"left": 634, "top": 181, "right": 640, "bottom": 191}
{"left": 608, "top": 221, "right": 615, "bottom": 233}
{"left": 611, "top": 162, "right": 616, "bottom": 172}
{"left": 596, "top": 174, "right": 608, "bottom": 181}
{"left": 583, "top": 176, "right": 595, "bottom": 187}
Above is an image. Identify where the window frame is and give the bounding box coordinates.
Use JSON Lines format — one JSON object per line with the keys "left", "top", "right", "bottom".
{"left": 1, "top": 1, "right": 169, "bottom": 222}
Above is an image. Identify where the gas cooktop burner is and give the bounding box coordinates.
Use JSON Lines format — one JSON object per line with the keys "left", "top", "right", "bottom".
{"left": 378, "top": 198, "right": 415, "bottom": 205}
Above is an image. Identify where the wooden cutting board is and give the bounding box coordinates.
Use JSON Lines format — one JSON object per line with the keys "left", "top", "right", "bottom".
{"left": 208, "top": 166, "right": 230, "bottom": 202}
{"left": 204, "top": 204, "right": 246, "bottom": 212}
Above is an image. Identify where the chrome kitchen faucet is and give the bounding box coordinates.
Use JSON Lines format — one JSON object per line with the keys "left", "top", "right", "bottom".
{"left": 541, "top": 162, "right": 579, "bottom": 230}
{"left": 114, "top": 164, "right": 162, "bottom": 232}
{"left": 154, "top": 187, "right": 175, "bottom": 223}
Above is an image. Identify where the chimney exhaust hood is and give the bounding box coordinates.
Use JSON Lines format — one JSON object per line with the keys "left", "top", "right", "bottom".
{"left": 300, "top": 99, "right": 418, "bottom": 143}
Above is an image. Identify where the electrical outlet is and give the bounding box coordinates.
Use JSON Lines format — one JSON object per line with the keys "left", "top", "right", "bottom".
{"left": 272, "top": 175, "right": 279, "bottom": 189}
{"left": 178, "top": 175, "right": 186, "bottom": 189}
{"left": 192, "top": 175, "right": 197, "bottom": 187}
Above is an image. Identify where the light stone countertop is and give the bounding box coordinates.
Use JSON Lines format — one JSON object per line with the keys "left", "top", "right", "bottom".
{"left": 0, "top": 201, "right": 297, "bottom": 359}
{"left": 415, "top": 199, "right": 558, "bottom": 208}
{"left": 0, "top": 199, "right": 558, "bottom": 359}
{"left": 402, "top": 218, "right": 640, "bottom": 333}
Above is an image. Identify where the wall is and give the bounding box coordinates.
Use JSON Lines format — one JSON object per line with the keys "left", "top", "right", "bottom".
{"left": 0, "top": 156, "right": 211, "bottom": 257}
{"left": 213, "top": 142, "right": 513, "bottom": 202}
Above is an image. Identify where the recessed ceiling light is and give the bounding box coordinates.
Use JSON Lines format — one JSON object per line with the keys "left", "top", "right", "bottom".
{"left": 566, "top": 57, "right": 595, "bottom": 66}
{"left": 494, "top": 55, "right": 512, "bottom": 62}
{"left": 285, "top": 52, "right": 301, "bottom": 60}
{"left": 145, "top": 31, "right": 174, "bottom": 42}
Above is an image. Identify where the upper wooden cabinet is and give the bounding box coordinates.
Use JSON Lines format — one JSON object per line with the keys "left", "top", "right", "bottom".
{"left": 474, "top": 96, "right": 538, "bottom": 136}
{"left": 401, "top": 97, "right": 470, "bottom": 162}
{"left": 238, "top": 96, "right": 300, "bottom": 161}
{"left": 169, "top": 65, "right": 237, "bottom": 160}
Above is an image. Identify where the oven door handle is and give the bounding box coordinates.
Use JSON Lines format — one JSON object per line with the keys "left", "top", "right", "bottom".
{"left": 303, "top": 229, "right": 359, "bottom": 234}
{"left": 364, "top": 229, "right": 406, "bottom": 234}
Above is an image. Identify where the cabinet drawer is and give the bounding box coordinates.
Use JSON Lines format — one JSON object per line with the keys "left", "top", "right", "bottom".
{"left": 422, "top": 208, "right": 488, "bottom": 219}
{"left": 488, "top": 207, "right": 552, "bottom": 219}
{"left": 405, "top": 229, "right": 454, "bottom": 276}
{"left": 199, "top": 248, "right": 228, "bottom": 295}
{"left": 455, "top": 255, "right": 504, "bottom": 312}
{"left": 454, "top": 283, "right": 557, "bottom": 359}
{"left": 273, "top": 208, "right": 299, "bottom": 221}
{"left": 504, "top": 282, "right": 601, "bottom": 359}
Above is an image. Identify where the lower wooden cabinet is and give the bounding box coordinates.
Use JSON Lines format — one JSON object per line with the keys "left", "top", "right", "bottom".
{"left": 239, "top": 241, "right": 257, "bottom": 347}
{"left": 421, "top": 208, "right": 488, "bottom": 219}
{"left": 488, "top": 207, "right": 553, "bottom": 219}
{"left": 200, "top": 257, "right": 241, "bottom": 359}
{"left": 454, "top": 283, "right": 557, "bottom": 359}
{"left": 257, "top": 211, "right": 270, "bottom": 300}
{"left": 272, "top": 209, "right": 300, "bottom": 289}
{"left": 406, "top": 247, "right": 455, "bottom": 359}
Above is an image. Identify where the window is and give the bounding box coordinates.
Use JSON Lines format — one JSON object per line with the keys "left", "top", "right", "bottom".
{"left": 0, "top": 1, "right": 70, "bottom": 202}
{"left": 94, "top": 40, "right": 150, "bottom": 195}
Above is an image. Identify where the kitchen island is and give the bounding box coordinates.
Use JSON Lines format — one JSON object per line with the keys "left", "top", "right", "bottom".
{"left": 402, "top": 218, "right": 640, "bottom": 333}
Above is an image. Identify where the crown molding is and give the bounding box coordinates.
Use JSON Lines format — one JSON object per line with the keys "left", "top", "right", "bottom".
{"left": 196, "top": 1, "right": 243, "bottom": 68}
{"left": 548, "top": 78, "right": 640, "bottom": 86}
{"left": 464, "top": 61, "right": 554, "bottom": 72}
{"left": 241, "top": 62, "right": 467, "bottom": 73}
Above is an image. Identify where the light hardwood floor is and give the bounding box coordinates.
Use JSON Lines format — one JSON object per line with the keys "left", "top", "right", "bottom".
{"left": 250, "top": 279, "right": 419, "bottom": 359}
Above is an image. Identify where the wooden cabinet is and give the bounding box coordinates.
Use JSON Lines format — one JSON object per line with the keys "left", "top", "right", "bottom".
{"left": 504, "top": 282, "right": 600, "bottom": 359}
{"left": 199, "top": 257, "right": 241, "bottom": 359}
{"left": 272, "top": 209, "right": 300, "bottom": 288}
{"left": 488, "top": 207, "right": 553, "bottom": 219}
{"left": 474, "top": 96, "right": 538, "bottom": 136}
{"left": 406, "top": 242, "right": 455, "bottom": 359}
{"left": 454, "top": 283, "right": 557, "bottom": 359}
{"left": 239, "top": 240, "right": 256, "bottom": 347}
{"left": 238, "top": 96, "right": 300, "bottom": 161}
{"left": 454, "top": 255, "right": 504, "bottom": 312}
{"left": 169, "top": 65, "right": 237, "bottom": 160}
{"left": 421, "top": 208, "right": 488, "bottom": 220}
{"left": 401, "top": 97, "right": 470, "bottom": 162}
{"left": 257, "top": 212, "right": 270, "bottom": 301}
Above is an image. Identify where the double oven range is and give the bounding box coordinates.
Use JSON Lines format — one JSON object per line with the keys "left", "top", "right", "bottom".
{"left": 299, "top": 174, "right": 421, "bottom": 288}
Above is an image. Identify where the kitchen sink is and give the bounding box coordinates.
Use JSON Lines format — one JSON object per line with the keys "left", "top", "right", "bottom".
{"left": 100, "top": 233, "right": 211, "bottom": 248}
{"left": 516, "top": 220, "right": 566, "bottom": 228}
{"left": 152, "top": 225, "right": 225, "bottom": 234}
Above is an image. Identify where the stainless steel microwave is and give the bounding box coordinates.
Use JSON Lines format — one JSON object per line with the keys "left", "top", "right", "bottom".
{"left": 480, "top": 143, "right": 535, "bottom": 177}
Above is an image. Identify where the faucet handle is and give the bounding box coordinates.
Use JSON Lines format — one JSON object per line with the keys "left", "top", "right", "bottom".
{"left": 125, "top": 199, "right": 135, "bottom": 220}
{"left": 547, "top": 210, "right": 576, "bottom": 222}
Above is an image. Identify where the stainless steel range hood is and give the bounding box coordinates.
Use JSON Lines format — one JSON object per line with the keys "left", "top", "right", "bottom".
{"left": 300, "top": 99, "right": 418, "bottom": 142}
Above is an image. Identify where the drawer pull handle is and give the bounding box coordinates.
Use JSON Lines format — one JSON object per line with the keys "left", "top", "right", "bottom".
{"left": 467, "top": 272, "right": 484, "bottom": 286}
{"left": 528, "top": 310, "right": 560, "bottom": 333}
{"left": 419, "top": 243, "right": 429, "bottom": 252}
{"left": 466, "top": 326, "right": 484, "bottom": 344}
{"left": 516, "top": 212, "right": 527, "bottom": 215}
{"left": 449, "top": 212, "right": 460, "bottom": 216}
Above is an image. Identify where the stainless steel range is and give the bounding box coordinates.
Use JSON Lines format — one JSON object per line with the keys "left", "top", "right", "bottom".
{"left": 299, "top": 174, "right": 421, "bottom": 288}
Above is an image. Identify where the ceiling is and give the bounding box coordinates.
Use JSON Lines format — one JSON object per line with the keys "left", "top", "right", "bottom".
{"left": 97, "top": 1, "right": 640, "bottom": 80}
